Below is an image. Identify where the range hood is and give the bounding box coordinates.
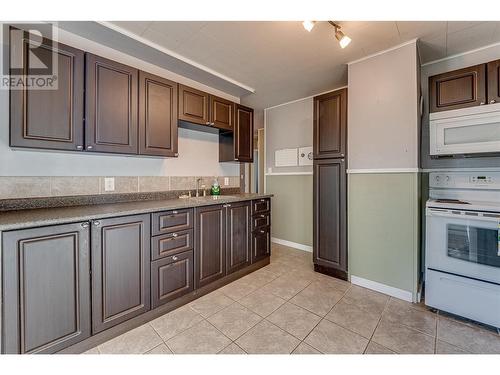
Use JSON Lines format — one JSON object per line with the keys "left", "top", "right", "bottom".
{"left": 430, "top": 102, "right": 500, "bottom": 156}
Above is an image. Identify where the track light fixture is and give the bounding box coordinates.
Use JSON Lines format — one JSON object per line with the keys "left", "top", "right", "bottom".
{"left": 329, "top": 21, "right": 352, "bottom": 48}
{"left": 302, "top": 21, "right": 352, "bottom": 48}
{"left": 302, "top": 21, "right": 316, "bottom": 32}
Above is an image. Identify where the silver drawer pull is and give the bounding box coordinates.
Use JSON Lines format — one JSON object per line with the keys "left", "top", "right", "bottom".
{"left": 81, "top": 222, "right": 89, "bottom": 228}
{"left": 172, "top": 233, "right": 178, "bottom": 238}
{"left": 260, "top": 199, "right": 265, "bottom": 202}
{"left": 260, "top": 230, "right": 265, "bottom": 234}
{"left": 93, "top": 221, "right": 101, "bottom": 227}
{"left": 172, "top": 256, "right": 178, "bottom": 261}
{"left": 260, "top": 214, "right": 265, "bottom": 218}
{"left": 171, "top": 210, "right": 178, "bottom": 214}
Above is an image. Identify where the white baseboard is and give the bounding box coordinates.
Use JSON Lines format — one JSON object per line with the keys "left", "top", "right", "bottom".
{"left": 271, "top": 237, "right": 313, "bottom": 252}
{"left": 350, "top": 275, "right": 413, "bottom": 302}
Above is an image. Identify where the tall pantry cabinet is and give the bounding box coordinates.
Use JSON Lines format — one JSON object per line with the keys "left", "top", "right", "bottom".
{"left": 313, "top": 88, "right": 348, "bottom": 280}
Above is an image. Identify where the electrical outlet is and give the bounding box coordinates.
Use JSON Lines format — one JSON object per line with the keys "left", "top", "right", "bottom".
{"left": 224, "top": 177, "right": 229, "bottom": 186}
{"left": 104, "top": 177, "right": 115, "bottom": 192}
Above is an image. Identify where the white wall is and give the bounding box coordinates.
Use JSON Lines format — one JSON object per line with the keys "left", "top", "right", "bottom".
{"left": 0, "top": 23, "right": 240, "bottom": 177}
{"left": 348, "top": 41, "right": 420, "bottom": 170}
{"left": 265, "top": 98, "right": 313, "bottom": 174}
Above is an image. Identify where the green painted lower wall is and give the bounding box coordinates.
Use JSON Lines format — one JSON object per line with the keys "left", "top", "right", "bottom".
{"left": 348, "top": 173, "right": 420, "bottom": 299}
{"left": 266, "top": 174, "right": 313, "bottom": 247}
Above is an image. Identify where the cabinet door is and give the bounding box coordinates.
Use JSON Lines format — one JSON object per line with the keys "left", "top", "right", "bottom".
{"left": 85, "top": 53, "right": 138, "bottom": 154}
{"left": 194, "top": 205, "right": 226, "bottom": 288}
{"left": 2, "top": 223, "right": 90, "bottom": 354}
{"left": 235, "top": 104, "right": 254, "bottom": 162}
{"left": 139, "top": 71, "right": 178, "bottom": 157}
{"left": 313, "top": 88, "right": 347, "bottom": 159}
{"left": 252, "top": 226, "right": 271, "bottom": 263}
{"left": 487, "top": 59, "right": 500, "bottom": 104}
{"left": 91, "top": 214, "right": 150, "bottom": 334}
{"left": 429, "top": 64, "right": 486, "bottom": 112}
{"left": 178, "top": 84, "right": 210, "bottom": 126}
{"left": 313, "top": 159, "right": 347, "bottom": 275}
{"left": 151, "top": 250, "right": 194, "bottom": 308}
{"left": 226, "top": 201, "right": 251, "bottom": 274}
{"left": 9, "top": 28, "right": 84, "bottom": 151}
{"left": 210, "top": 95, "right": 234, "bottom": 130}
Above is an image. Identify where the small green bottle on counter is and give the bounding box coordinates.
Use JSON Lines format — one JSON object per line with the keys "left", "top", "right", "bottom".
{"left": 211, "top": 178, "right": 221, "bottom": 195}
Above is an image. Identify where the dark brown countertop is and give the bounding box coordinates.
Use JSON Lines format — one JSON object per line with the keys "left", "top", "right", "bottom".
{"left": 0, "top": 193, "right": 273, "bottom": 231}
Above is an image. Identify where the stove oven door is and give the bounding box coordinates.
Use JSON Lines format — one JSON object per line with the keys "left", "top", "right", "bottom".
{"left": 426, "top": 207, "right": 500, "bottom": 284}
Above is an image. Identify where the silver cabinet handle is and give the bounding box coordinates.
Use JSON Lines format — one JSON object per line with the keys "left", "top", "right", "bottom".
{"left": 226, "top": 204, "right": 231, "bottom": 207}
{"left": 260, "top": 214, "right": 265, "bottom": 218}
{"left": 87, "top": 145, "right": 93, "bottom": 150}
{"left": 490, "top": 100, "right": 497, "bottom": 104}
{"left": 93, "top": 220, "right": 101, "bottom": 226}
{"left": 260, "top": 230, "right": 265, "bottom": 234}
{"left": 172, "top": 210, "right": 178, "bottom": 214}
{"left": 172, "top": 256, "right": 178, "bottom": 261}
{"left": 76, "top": 145, "right": 83, "bottom": 150}
{"left": 260, "top": 199, "right": 265, "bottom": 202}
{"left": 81, "top": 222, "right": 89, "bottom": 228}
{"left": 172, "top": 233, "right": 178, "bottom": 238}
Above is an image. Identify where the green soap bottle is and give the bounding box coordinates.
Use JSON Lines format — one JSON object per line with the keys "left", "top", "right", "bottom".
{"left": 211, "top": 178, "right": 221, "bottom": 195}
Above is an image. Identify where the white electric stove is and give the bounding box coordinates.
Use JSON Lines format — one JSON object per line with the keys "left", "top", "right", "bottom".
{"left": 425, "top": 171, "right": 500, "bottom": 328}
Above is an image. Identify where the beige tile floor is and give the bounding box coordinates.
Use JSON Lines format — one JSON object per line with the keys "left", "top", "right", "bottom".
{"left": 85, "top": 243, "right": 500, "bottom": 354}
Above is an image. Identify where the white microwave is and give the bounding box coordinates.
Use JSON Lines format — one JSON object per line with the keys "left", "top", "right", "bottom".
{"left": 430, "top": 102, "right": 500, "bottom": 156}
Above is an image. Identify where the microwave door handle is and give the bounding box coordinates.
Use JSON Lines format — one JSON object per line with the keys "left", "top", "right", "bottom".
{"left": 427, "top": 209, "right": 500, "bottom": 223}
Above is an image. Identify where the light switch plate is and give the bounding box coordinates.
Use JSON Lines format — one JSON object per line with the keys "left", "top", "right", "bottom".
{"left": 104, "top": 177, "right": 115, "bottom": 192}
{"left": 224, "top": 177, "right": 229, "bottom": 186}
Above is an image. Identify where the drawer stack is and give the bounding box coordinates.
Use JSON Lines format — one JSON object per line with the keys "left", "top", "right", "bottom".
{"left": 151, "top": 208, "right": 194, "bottom": 308}
{"left": 251, "top": 198, "right": 271, "bottom": 263}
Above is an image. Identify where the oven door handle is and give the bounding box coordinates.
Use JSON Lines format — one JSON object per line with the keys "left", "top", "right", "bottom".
{"left": 427, "top": 208, "right": 500, "bottom": 223}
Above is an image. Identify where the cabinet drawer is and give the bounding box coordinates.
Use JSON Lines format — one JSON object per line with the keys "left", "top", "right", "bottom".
{"left": 152, "top": 208, "right": 193, "bottom": 235}
{"left": 252, "top": 198, "right": 270, "bottom": 214}
{"left": 252, "top": 212, "right": 270, "bottom": 229}
{"left": 151, "top": 250, "right": 194, "bottom": 308}
{"left": 252, "top": 225, "right": 271, "bottom": 263}
{"left": 152, "top": 229, "right": 193, "bottom": 260}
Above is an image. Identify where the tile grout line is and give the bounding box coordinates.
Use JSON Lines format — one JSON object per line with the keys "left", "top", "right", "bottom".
{"left": 363, "top": 295, "right": 392, "bottom": 354}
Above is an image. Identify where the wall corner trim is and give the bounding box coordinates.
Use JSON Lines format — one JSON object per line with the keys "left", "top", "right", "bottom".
{"left": 350, "top": 275, "right": 414, "bottom": 302}
{"left": 347, "top": 38, "right": 419, "bottom": 66}
{"left": 271, "top": 237, "right": 312, "bottom": 253}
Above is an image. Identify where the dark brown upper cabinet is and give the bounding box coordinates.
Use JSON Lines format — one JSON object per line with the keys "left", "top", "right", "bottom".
{"left": 226, "top": 201, "right": 251, "bottom": 274}
{"left": 9, "top": 28, "right": 85, "bottom": 151}
{"left": 429, "top": 64, "right": 487, "bottom": 113}
{"left": 210, "top": 95, "right": 234, "bottom": 131}
{"left": 178, "top": 84, "right": 210, "bottom": 126}
{"left": 139, "top": 71, "right": 178, "bottom": 157}
{"left": 313, "top": 88, "right": 347, "bottom": 159}
{"left": 91, "top": 214, "right": 151, "bottom": 334}
{"left": 313, "top": 158, "right": 347, "bottom": 279}
{"left": 194, "top": 204, "right": 226, "bottom": 288}
{"left": 85, "top": 53, "right": 138, "bottom": 154}
{"left": 487, "top": 59, "right": 500, "bottom": 105}
{"left": 2, "top": 222, "right": 91, "bottom": 354}
{"left": 219, "top": 104, "right": 254, "bottom": 163}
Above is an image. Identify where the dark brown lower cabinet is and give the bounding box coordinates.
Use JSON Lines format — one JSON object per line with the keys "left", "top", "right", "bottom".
{"left": 226, "top": 201, "right": 251, "bottom": 274}
{"left": 194, "top": 205, "right": 226, "bottom": 288}
{"left": 252, "top": 226, "right": 271, "bottom": 263}
{"left": 151, "top": 250, "right": 194, "bottom": 308}
{"left": 1, "top": 223, "right": 91, "bottom": 354}
{"left": 91, "top": 214, "right": 151, "bottom": 334}
{"left": 313, "top": 159, "right": 347, "bottom": 279}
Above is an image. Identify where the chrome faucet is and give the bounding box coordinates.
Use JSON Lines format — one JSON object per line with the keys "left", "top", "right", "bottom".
{"left": 196, "top": 178, "right": 202, "bottom": 197}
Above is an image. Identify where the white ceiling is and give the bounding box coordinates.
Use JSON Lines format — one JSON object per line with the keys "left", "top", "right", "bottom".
{"left": 108, "top": 21, "right": 500, "bottom": 109}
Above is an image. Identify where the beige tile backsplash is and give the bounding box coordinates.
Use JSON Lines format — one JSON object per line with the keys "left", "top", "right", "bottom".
{"left": 0, "top": 176, "right": 240, "bottom": 199}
